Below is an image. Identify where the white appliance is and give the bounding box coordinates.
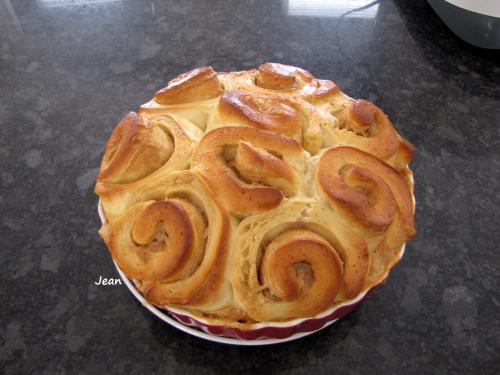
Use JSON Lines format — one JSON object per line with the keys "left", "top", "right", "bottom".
{"left": 428, "top": 0, "right": 500, "bottom": 48}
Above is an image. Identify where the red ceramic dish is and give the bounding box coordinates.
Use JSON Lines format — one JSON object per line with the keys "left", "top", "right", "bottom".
{"left": 158, "top": 280, "right": 387, "bottom": 340}
{"left": 113, "top": 257, "right": 396, "bottom": 344}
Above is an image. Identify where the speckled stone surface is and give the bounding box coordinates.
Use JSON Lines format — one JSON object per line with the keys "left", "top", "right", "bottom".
{"left": 1, "top": 0, "right": 499, "bottom": 373}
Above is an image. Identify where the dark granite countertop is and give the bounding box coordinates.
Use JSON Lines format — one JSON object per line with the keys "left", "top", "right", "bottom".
{"left": 1, "top": 0, "right": 499, "bottom": 373}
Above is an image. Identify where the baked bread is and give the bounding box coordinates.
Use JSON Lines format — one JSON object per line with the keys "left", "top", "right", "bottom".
{"left": 96, "top": 63, "right": 416, "bottom": 326}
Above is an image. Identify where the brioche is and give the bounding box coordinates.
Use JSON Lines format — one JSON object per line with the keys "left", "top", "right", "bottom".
{"left": 96, "top": 63, "right": 416, "bottom": 326}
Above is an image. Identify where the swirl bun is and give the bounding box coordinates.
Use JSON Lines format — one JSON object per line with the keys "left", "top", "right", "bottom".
{"left": 217, "top": 90, "right": 302, "bottom": 136}
{"left": 103, "top": 198, "right": 206, "bottom": 281}
{"left": 207, "top": 90, "right": 329, "bottom": 154}
{"left": 96, "top": 64, "right": 415, "bottom": 326}
{"left": 320, "top": 99, "right": 415, "bottom": 174}
{"left": 233, "top": 201, "right": 369, "bottom": 321}
{"left": 316, "top": 146, "right": 415, "bottom": 284}
{"left": 316, "top": 146, "right": 415, "bottom": 235}
{"left": 192, "top": 126, "right": 306, "bottom": 214}
{"left": 100, "top": 171, "right": 233, "bottom": 310}
{"left": 96, "top": 113, "right": 202, "bottom": 220}
{"left": 96, "top": 112, "right": 174, "bottom": 185}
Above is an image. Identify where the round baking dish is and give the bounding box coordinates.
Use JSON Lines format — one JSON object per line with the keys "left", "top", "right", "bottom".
{"left": 98, "top": 200, "right": 405, "bottom": 345}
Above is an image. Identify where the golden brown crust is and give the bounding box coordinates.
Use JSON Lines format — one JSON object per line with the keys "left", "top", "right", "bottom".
{"left": 256, "top": 62, "right": 314, "bottom": 90}
{"left": 336, "top": 99, "right": 400, "bottom": 160}
{"left": 319, "top": 99, "right": 415, "bottom": 174}
{"left": 317, "top": 146, "right": 415, "bottom": 235}
{"left": 102, "top": 198, "right": 205, "bottom": 281}
{"left": 191, "top": 126, "right": 305, "bottom": 214}
{"left": 316, "top": 146, "right": 415, "bottom": 285}
{"left": 96, "top": 112, "right": 173, "bottom": 185}
{"left": 261, "top": 230, "right": 343, "bottom": 301}
{"left": 100, "top": 171, "right": 233, "bottom": 309}
{"left": 207, "top": 89, "right": 330, "bottom": 154}
{"left": 154, "top": 66, "right": 223, "bottom": 105}
{"left": 234, "top": 141, "right": 297, "bottom": 197}
{"left": 219, "top": 90, "right": 302, "bottom": 136}
{"left": 313, "top": 79, "right": 339, "bottom": 98}
{"left": 95, "top": 113, "right": 201, "bottom": 221}
{"left": 232, "top": 201, "right": 369, "bottom": 321}
{"left": 395, "top": 134, "right": 416, "bottom": 173}
{"left": 95, "top": 63, "right": 416, "bottom": 326}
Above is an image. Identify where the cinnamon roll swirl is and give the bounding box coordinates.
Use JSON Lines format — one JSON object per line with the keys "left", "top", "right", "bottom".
{"left": 100, "top": 171, "right": 233, "bottom": 311}
{"left": 191, "top": 126, "right": 307, "bottom": 215}
{"left": 315, "top": 146, "right": 415, "bottom": 284}
{"left": 206, "top": 90, "right": 328, "bottom": 154}
{"left": 95, "top": 112, "right": 202, "bottom": 221}
{"left": 232, "top": 201, "right": 369, "bottom": 321}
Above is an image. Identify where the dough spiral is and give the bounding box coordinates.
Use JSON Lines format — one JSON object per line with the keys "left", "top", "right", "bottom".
{"left": 316, "top": 146, "right": 415, "bottom": 284}
{"left": 99, "top": 171, "right": 233, "bottom": 311}
{"left": 232, "top": 201, "right": 369, "bottom": 321}
{"left": 192, "top": 126, "right": 306, "bottom": 215}
{"left": 96, "top": 63, "right": 416, "bottom": 325}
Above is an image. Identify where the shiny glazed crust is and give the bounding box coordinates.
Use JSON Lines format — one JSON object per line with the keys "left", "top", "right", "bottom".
{"left": 95, "top": 63, "right": 416, "bottom": 327}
